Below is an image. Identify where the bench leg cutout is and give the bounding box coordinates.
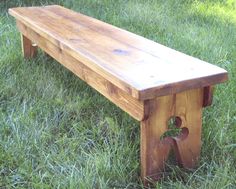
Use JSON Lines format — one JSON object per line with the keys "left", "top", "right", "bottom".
{"left": 140, "top": 88, "right": 203, "bottom": 185}
{"left": 172, "top": 88, "right": 203, "bottom": 168}
{"left": 21, "top": 34, "right": 37, "bottom": 58}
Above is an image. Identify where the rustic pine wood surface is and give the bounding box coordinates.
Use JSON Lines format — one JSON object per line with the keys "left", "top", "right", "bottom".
{"left": 141, "top": 88, "right": 203, "bottom": 183}
{"left": 17, "top": 21, "right": 145, "bottom": 121}
{"left": 9, "top": 5, "right": 228, "bottom": 100}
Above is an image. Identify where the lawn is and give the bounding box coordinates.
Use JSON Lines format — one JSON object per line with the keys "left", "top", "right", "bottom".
{"left": 0, "top": 0, "right": 236, "bottom": 188}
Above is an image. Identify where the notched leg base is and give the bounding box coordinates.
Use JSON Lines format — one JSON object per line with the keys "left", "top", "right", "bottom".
{"left": 140, "top": 88, "right": 204, "bottom": 185}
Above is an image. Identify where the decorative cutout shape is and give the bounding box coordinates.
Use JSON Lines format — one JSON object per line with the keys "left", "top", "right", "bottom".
{"left": 160, "top": 116, "right": 188, "bottom": 141}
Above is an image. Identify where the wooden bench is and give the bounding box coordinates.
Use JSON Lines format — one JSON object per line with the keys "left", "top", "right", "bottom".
{"left": 9, "top": 5, "right": 228, "bottom": 185}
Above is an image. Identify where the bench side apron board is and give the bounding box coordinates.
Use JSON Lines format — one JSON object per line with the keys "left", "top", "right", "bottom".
{"left": 9, "top": 5, "right": 228, "bottom": 185}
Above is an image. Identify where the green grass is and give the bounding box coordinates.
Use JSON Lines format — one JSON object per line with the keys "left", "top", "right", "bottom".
{"left": 0, "top": 0, "right": 236, "bottom": 188}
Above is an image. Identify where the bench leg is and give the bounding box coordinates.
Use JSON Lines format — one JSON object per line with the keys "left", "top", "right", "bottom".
{"left": 21, "top": 34, "right": 37, "bottom": 58}
{"left": 140, "top": 94, "right": 173, "bottom": 184}
{"left": 140, "top": 88, "right": 203, "bottom": 185}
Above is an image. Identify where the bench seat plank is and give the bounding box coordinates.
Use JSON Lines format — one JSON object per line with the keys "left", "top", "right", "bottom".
{"left": 16, "top": 21, "right": 145, "bottom": 121}
{"left": 9, "top": 5, "right": 227, "bottom": 100}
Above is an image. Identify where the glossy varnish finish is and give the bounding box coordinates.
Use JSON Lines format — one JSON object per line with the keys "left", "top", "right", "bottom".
{"left": 9, "top": 5, "right": 228, "bottom": 100}
{"left": 9, "top": 5, "right": 228, "bottom": 185}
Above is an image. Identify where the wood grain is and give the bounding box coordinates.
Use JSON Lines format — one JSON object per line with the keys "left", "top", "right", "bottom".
{"left": 141, "top": 88, "right": 203, "bottom": 184}
{"left": 21, "top": 34, "right": 37, "bottom": 58}
{"left": 141, "top": 95, "right": 174, "bottom": 184}
{"left": 16, "top": 21, "right": 145, "bottom": 121}
{"left": 173, "top": 88, "right": 203, "bottom": 168}
{"left": 9, "top": 5, "right": 228, "bottom": 100}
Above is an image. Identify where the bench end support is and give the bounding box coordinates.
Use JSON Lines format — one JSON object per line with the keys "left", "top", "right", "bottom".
{"left": 140, "top": 88, "right": 203, "bottom": 186}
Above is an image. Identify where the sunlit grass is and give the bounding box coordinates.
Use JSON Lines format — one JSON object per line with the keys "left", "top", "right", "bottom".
{"left": 192, "top": 0, "right": 236, "bottom": 24}
{"left": 0, "top": 0, "right": 236, "bottom": 188}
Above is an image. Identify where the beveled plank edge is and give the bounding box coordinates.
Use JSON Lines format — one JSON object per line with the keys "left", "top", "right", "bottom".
{"left": 16, "top": 20, "right": 145, "bottom": 121}
{"left": 138, "top": 72, "right": 228, "bottom": 100}
{"left": 8, "top": 7, "right": 141, "bottom": 99}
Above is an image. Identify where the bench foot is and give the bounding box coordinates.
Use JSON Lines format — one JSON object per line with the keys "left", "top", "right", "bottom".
{"left": 140, "top": 88, "right": 203, "bottom": 185}
{"left": 21, "top": 34, "right": 37, "bottom": 58}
